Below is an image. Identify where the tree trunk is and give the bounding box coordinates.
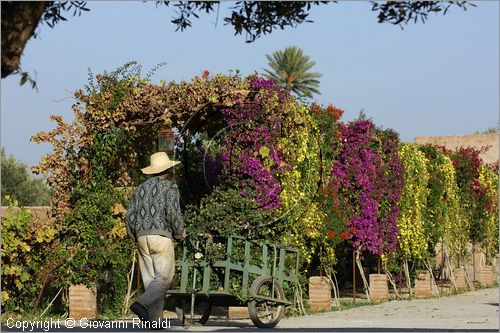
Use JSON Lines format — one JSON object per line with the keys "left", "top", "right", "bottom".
{"left": 383, "top": 263, "right": 401, "bottom": 299}
{"left": 355, "top": 250, "right": 371, "bottom": 301}
{"left": 424, "top": 260, "right": 440, "bottom": 297}
{"left": 444, "top": 245, "right": 458, "bottom": 292}
{"left": 403, "top": 260, "right": 412, "bottom": 298}
{"left": 1, "top": 1, "right": 50, "bottom": 78}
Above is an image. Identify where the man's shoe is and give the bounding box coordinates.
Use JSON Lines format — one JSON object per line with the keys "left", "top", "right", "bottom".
{"left": 130, "top": 301, "right": 150, "bottom": 322}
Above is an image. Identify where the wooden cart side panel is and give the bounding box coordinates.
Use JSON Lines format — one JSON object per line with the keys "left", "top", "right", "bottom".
{"left": 262, "top": 244, "right": 269, "bottom": 273}
{"left": 202, "top": 262, "right": 211, "bottom": 293}
{"left": 278, "top": 248, "right": 286, "bottom": 284}
{"left": 179, "top": 244, "right": 190, "bottom": 292}
{"left": 241, "top": 240, "right": 251, "bottom": 298}
{"left": 170, "top": 236, "right": 300, "bottom": 299}
{"left": 223, "top": 237, "right": 233, "bottom": 292}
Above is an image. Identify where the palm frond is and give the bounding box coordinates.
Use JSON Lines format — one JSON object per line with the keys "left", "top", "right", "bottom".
{"left": 263, "top": 45, "right": 322, "bottom": 98}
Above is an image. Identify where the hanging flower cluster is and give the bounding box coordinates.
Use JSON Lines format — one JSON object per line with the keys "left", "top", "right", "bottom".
{"left": 433, "top": 151, "right": 468, "bottom": 260}
{"left": 217, "top": 78, "right": 341, "bottom": 271}
{"left": 278, "top": 101, "right": 330, "bottom": 270}
{"left": 478, "top": 163, "right": 499, "bottom": 262}
{"left": 416, "top": 145, "right": 468, "bottom": 260}
{"left": 219, "top": 77, "right": 289, "bottom": 209}
{"left": 397, "top": 143, "right": 429, "bottom": 260}
{"left": 30, "top": 63, "right": 500, "bottom": 285}
{"left": 327, "top": 120, "right": 404, "bottom": 255}
{"left": 450, "top": 147, "right": 490, "bottom": 244}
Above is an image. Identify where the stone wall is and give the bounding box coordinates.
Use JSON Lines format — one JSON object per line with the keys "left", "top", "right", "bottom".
{"left": 414, "top": 133, "right": 499, "bottom": 164}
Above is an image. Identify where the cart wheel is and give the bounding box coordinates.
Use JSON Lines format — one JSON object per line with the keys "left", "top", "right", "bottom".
{"left": 248, "top": 275, "right": 286, "bottom": 328}
{"left": 175, "top": 298, "right": 211, "bottom": 326}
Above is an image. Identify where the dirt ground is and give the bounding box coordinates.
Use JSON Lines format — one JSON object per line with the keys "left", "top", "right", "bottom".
{"left": 278, "top": 287, "right": 498, "bottom": 331}
{"left": 192, "top": 287, "right": 499, "bottom": 331}
{"left": 2, "top": 288, "right": 497, "bottom": 332}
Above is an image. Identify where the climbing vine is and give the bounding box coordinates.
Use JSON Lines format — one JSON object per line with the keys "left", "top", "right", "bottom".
{"left": 478, "top": 163, "right": 499, "bottom": 263}
{"left": 19, "top": 61, "right": 499, "bottom": 318}
{"left": 449, "top": 147, "right": 489, "bottom": 257}
{"left": 397, "top": 143, "right": 429, "bottom": 260}
{"left": 327, "top": 120, "right": 404, "bottom": 256}
{"left": 30, "top": 63, "right": 248, "bottom": 315}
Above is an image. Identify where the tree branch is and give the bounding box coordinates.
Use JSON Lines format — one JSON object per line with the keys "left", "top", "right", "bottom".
{"left": 1, "top": 1, "right": 50, "bottom": 78}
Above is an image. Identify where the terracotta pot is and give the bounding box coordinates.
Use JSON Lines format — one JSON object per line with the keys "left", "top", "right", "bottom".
{"left": 452, "top": 268, "right": 467, "bottom": 289}
{"left": 69, "top": 284, "right": 97, "bottom": 319}
{"left": 369, "top": 274, "right": 388, "bottom": 302}
{"left": 479, "top": 265, "right": 495, "bottom": 287}
{"left": 308, "top": 276, "right": 331, "bottom": 311}
{"left": 415, "top": 272, "right": 432, "bottom": 298}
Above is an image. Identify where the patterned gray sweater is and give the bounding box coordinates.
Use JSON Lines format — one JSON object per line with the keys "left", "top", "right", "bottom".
{"left": 125, "top": 177, "right": 184, "bottom": 240}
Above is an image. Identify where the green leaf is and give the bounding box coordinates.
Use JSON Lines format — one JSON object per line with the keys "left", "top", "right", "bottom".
{"left": 259, "top": 146, "right": 270, "bottom": 158}
{"left": 19, "top": 73, "right": 28, "bottom": 86}
{"left": 20, "top": 271, "right": 30, "bottom": 283}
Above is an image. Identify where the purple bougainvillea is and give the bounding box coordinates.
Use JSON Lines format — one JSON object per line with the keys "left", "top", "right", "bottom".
{"left": 375, "top": 129, "right": 404, "bottom": 253}
{"left": 219, "top": 77, "right": 289, "bottom": 209}
{"left": 328, "top": 120, "right": 403, "bottom": 255}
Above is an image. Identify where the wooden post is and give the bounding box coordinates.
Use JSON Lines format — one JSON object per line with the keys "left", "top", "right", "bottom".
{"left": 384, "top": 265, "right": 401, "bottom": 298}
{"left": 403, "top": 260, "right": 412, "bottom": 298}
{"left": 440, "top": 243, "right": 444, "bottom": 294}
{"left": 353, "top": 250, "right": 356, "bottom": 302}
{"left": 472, "top": 242, "right": 476, "bottom": 282}
{"left": 356, "top": 251, "right": 371, "bottom": 301}
{"left": 444, "top": 246, "right": 458, "bottom": 292}
{"left": 425, "top": 260, "right": 440, "bottom": 297}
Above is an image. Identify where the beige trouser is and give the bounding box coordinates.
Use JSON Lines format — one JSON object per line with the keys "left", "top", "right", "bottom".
{"left": 137, "top": 235, "right": 175, "bottom": 322}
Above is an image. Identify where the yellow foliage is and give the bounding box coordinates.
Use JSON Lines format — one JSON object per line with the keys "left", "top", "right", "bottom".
{"left": 441, "top": 155, "right": 468, "bottom": 258}
{"left": 478, "top": 164, "right": 499, "bottom": 261}
{"left": 108, "top": 218, "right": 127, "bottom": 239}
{"left": 277, "top": 102, "right": 336, "bottom": 270}
{"left": 397, "top": 143, "right": 429, "bottom": 260}
{"left": 112, "top": 203, "right": 126, "bottom": 216}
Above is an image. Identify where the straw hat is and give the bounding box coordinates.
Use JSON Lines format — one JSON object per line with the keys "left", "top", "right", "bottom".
{"left": 141, "top": 152, "right": 181, "bottom": 175}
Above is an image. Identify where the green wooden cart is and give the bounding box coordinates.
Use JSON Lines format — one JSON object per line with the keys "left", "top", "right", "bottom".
{"left": 165, "top": 235, "right": 300, "bottom": 328}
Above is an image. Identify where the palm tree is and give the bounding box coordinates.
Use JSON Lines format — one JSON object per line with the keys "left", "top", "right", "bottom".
{"left": 263, "top": 46, "right": 322, "bottom": 98}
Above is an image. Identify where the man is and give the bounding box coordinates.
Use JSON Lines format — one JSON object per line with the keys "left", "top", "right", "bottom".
{"left": 125, "top": 151, "right": 184, "bottom": 327}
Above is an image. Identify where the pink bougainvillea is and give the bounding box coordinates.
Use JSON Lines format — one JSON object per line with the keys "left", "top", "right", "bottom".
{"left": 219, "top": 77, "right": 289, "bottom": 209}
{"left": 327, "top": 120, "right": 403, "bottom": 255}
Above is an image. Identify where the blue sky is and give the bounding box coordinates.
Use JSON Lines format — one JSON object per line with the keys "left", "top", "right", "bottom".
{"left": 1, "top": 1, "right": 498, "bottom": 167}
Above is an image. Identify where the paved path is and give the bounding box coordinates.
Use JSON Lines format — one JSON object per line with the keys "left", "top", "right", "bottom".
{"left": 274, "top": 287, "right": 499, "bottom": 332}
{"left": 2, "top": 288, "right": 498, "bottom": 332}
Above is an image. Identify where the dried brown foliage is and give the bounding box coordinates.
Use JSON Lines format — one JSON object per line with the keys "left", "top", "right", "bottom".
{"left": 31, "top": 70, "right": 248, "bottom": 224}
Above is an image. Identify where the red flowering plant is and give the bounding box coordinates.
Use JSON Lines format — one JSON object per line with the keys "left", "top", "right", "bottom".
{"left": 310, "top": 103, "right": 344, "bottom": 169}
{"left": 310, "top": 103, "right": 346, "bottom": 247}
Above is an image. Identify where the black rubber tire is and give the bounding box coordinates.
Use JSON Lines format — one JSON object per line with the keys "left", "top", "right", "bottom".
{"left": 248, "top": 275, "right": 285, "bottom": 328}
{"left": 175, "top": 298, "right": 211, "bottom": 326}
